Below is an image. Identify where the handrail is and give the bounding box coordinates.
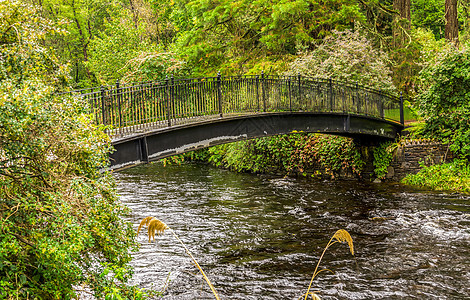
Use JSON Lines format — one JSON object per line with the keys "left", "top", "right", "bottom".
{"left": 61, "top": 74, "right": 404, "bottom": 137}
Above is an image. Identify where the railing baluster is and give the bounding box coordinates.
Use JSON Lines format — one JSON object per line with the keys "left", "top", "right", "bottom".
{"left": 217, "top": 72, "right": 223, "bottom": 117}
{"left": 400, "top": 92, "right": 404, "bottom": 125}
{"left": 329, "top": 78, "right": 333, "bottom": 112}
{"left": 355, "top": 82, "right": 360, "bottom": 114}
{"left": 288, "top": 78, "right": 292, "bottom": 111}
{"left": 165, "top": 76, "right": 171, "bottom": 126}
{"left": 100, "top": 86, "right": 106, "bottom": 126}
{"left": 255, "top": 75, "right": 260, "bottom": 112}
{"left": 298, "top": 73, "right": 302, "bottom": 109}
{"left": 262, "top": 72, "right": 266, "bottom": 112}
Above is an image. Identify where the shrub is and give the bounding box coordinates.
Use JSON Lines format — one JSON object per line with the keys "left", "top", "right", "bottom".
{"left": 0, "top": 79, "right": 139, "bottom": 299}
{"left": 402, "top": 160, "right": 470, "bottom": 193}
{"left": 285, "top": 30, "right": 396, "bottom": 93}
{"left": 372, "top": 142, "right": 395, "bottom": 179}
{"left": 184, "top": 134, "right": 365, "bottom": 178}
{"left": 415, "top": 44, "right": 470, "bottom": 158}
{"left": 0, "top": 1, "right": 139, "bottom": 298}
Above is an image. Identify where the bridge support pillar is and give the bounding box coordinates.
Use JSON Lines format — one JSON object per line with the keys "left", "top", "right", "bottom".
{"left": 140, "top": 137, "right": 149, "bottom": 163}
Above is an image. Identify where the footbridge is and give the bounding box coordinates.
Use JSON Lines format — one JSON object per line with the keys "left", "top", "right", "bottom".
{"left": 67, "top": 74, "right": 404, "bottom": 169}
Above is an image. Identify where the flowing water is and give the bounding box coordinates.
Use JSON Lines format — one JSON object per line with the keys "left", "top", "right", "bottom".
{"left": 115, "top": 163, "right": 470, "bottom": 299}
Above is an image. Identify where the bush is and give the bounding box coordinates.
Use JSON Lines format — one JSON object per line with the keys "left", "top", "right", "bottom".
{"left": 285, "top": 30, "right": 396, "bottom": 93}
{"left": 0, "top": 79, "right": 140, "bottom": 299}
{"left": 184, "top": 134, "right": 365, "bottom": 178}
{"left": 415, "top": 44, "right": 470, "bottom": 158}
{"left": 372, "top": 142, "right": 395, "bottom": 179}
{"left": 402, "top": 160, "right": 470, "bottom": 193}
{"left": 0, "top": 1, "right": 140, "bottom": 298}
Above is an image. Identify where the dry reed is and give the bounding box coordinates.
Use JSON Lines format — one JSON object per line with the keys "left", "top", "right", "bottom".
{"left": 137, "top": 216, "right": 221, "bottom": 300}
{"left": 301, "top": 229, "right": 355, "bottom": 300}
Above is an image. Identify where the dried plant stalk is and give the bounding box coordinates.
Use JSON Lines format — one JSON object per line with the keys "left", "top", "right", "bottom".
{"left": 137, "top": 216, "right": 155, "bottom": 235}
{"left": 302, "top": 229, "right": 355, "bottom": 300}
{"left": 137, "top": 216, "right": 220, "bottom": 300}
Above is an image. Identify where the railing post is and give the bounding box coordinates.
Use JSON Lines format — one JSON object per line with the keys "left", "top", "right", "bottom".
{"left": 165, "top": 76, "right": 171, "bottom": 126}
{"left": 288, "top": 77, "right": 292, "bottom": 111}
{"left": 379, "top": 89, "right": 384, "bottom": 119}
{"left": 400, "top": 92, "right": 404, "bottom": 125}
{"left": 217, "top": 72, "right": 223, "bottom": 117}
{"left": 116, "top": 80, "right": 122, "bottom": 129}
{"left": 171, "top": 75, "right": 175, "bottom": 121}
{"left": 256, "top": 75, "right": 260, "bottom": 112}
{"left": 329, "top": 77, "right": 333, "bottom": 111}
{"left": 356, "top": 82, "right": 360, "bottom": 114}
{"left": 298, "top": 73, "right": 302, "bottom": 107}
{"left": 261, "top": 71, "right": 266, "bottom": 112}
{"left": 100, "top": 86, "right": 106, "bottom": 125}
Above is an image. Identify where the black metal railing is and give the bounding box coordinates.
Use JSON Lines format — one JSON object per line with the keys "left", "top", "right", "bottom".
{"left": 62, "top": 73, "right": 404, "bottom": 137}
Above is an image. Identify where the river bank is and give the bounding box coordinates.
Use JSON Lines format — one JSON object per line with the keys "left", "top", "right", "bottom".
{"left": 167, "top": 133, "right": 468, "bottom": 193}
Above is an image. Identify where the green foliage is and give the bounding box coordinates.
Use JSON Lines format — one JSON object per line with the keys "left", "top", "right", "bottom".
{"left": 389, "top": 29, "right": 424, "bottom": 97}
{"left": 402, "top": 160, "right": 470, "bottom": 193}
{"left": 0, "top": 1, "right": 141, "bottom": 298}
{"left": 0, "top": 0, "right": 68, "bottom": 86}
{"left": 372, "top": 142, "right": 395, "bottom": 179}
{"left": 411, "top": 0, "right": 444, "bottom": 40}
{"left": 35, "top": 0, "right": 184, "bottom": 87}
{"left": 86, "top": 18, "right": 186, "bottom": 85}
{"left": 291, "top": 134, "right": 365, "bottom": 178}
{"left": 184, "top": 134, "right": 365, "bottom": 178}
{"left": 36, "top": 0, "right": 125, "bottom": 86}
{"left": 286, "top": 30, "right": 396, "bottom": 93}
{"left": 173, "top": 0, "right": 365, "bottom": 75}
{"left": 0, "top": 79, "right": 140, "bottom": 299}
{"left": 415, "top": 45, "right": 470, "bottom": 158}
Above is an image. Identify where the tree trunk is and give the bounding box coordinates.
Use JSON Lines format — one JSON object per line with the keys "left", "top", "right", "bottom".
{"left": 129, "top": 0, "right": 139, "bottom": 30}
{"left": 393, "top": 0, "right": 411, "bottom": 21}
{"left": 393, "top": 0, "right": 411, "bottom": 47}
{"left": 445, "top": 0, "right": 459, "bottom": 45}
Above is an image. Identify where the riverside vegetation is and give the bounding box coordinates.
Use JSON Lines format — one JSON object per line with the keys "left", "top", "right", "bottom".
{"left": 2, "top": 0, "right": 470, "bottom": 298}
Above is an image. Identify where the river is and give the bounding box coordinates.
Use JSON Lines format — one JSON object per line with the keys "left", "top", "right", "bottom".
{"left": 115, "top": 162, "right": 470, "bottom": 299}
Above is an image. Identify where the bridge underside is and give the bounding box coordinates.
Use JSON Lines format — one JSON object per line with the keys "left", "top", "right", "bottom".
{"left": 110, "top": 112, "right": 403, "bottom": 170}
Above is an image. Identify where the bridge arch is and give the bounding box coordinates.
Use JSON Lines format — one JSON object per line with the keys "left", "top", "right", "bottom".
{"left": 110, "top": 112, "right": 402, "bottom": 170}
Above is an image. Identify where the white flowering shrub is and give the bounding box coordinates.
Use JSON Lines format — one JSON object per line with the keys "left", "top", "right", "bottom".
{"left": 286, "top": 30, "right": 396, "bottom": 94}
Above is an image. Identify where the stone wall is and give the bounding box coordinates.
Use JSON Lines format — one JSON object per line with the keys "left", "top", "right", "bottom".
{"left": 384, "top": 140, "right": 454, "bottom": 181}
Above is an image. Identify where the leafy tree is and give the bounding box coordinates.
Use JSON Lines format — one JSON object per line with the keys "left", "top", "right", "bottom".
{"left": 411, "top": 0, "right": 445, "bottom": 40}
{"left": 0, "top": 1, "right": 139, "bottom": 298}
{"left": 173, "top": 0, "right": 366, "bottom": 75}
{"left": 0, "top": 0, "right": 68, "bottom": 86}
{"left": 85, "top": 18, "right": 185, "bottom": 85}
{"left": 33, "top": 0, "right": 126, "bottom": 86}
